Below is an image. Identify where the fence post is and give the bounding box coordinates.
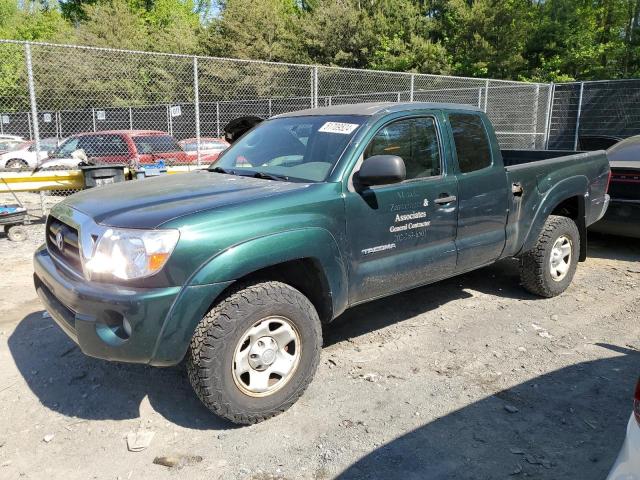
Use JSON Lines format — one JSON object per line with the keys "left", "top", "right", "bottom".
{"left": 25, "top": 42, "right": 45, "bottom": 216}
{"left": 193, "top": 56, "right": 201, "bottom": 166}
{"left": 477, "top": 88, "right": 482, "bottom": 108}
{"left": 573, "top": 82, "right": 584, "bottom": 151}
{"left": 543, "top": 83, "right": 555, "bottom": 150}
{"left": 128, "top": 107, "right": 133, "bottom": 130}
{"left": 313, "top": 66, "right": 319, "bottom": 108}
{"left": 216, "top": 102, "right": 220, "bottom": 137}
{"left": 409, "top": 74, "right": 415, "bottom": 102}
{"left": 91, "top": 108, "right": 96, "bottom": 132}
{"left": 268, "top": 98, "right": 272, "bottom": 117}
{"left": 483, "top": 79, "right": 489, "bottom": 112}
{"left": 531, "top": 84, "right": 540, "bottom": 148}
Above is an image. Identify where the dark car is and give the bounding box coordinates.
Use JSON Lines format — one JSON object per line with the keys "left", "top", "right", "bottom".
{"left": 590, "top": 135, "right": 640, "bottom": 238}
{"left": 579, "top": 135, "right": 623, "bottom": 151}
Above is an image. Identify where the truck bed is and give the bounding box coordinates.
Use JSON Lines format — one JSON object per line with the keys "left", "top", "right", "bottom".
{"left": 500, "top": 148, "right": 610, "bottom": 258}
{"left": 501, "top": 149, "right": 584, "bottom": 167}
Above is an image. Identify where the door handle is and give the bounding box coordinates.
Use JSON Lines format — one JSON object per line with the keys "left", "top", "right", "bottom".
{"left": 434, "top": 195, "right": 457, "bottom": 205}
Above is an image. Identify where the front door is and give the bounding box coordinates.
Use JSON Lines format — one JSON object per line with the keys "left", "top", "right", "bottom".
{"left": 345, "top": 115, "right": 459, "bottom": 304}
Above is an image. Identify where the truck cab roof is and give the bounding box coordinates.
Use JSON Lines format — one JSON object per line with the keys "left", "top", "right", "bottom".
{"left": 273, "top": 102, "right": 483, "bottom": 118}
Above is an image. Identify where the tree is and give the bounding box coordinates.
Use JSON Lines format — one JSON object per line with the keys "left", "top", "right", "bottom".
{"left": 75, "top": 0, "right": 148, "bottom": 50}
{"left": 202, "top": 0, "right": 303, "bottom": 62}
{"left": 437, "top": 0, "right": 534, "bottom": 78}
{"left": 300, "top": 0, "right": 376, "bottom": 68}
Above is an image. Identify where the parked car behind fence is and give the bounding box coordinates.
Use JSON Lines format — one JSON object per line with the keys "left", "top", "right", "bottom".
{"left": 39, "top": 130, "right": 190, "bottom": 170}
{"left": 590, "top": 135, "right": 640, "bottom": 238}
{"left": 0, "top": 135, "right": 26, "bottom": 155}
{"left": 1, "top": 138, "right": 61, "bottom": 169}
{"left": 178, "top": 137, "right": 229, "bottom": 163}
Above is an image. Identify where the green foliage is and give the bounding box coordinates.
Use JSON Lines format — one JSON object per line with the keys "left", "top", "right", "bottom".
{"left": 202, "top": 0, "right": 303, "bottom": 62}
{"left": 2, "top": 0, "right": 640, "bottom": 86}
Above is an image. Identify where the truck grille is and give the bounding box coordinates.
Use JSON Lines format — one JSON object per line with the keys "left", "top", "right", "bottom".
{"left": 46, "top": 216, "right": 82, "bottom": 273}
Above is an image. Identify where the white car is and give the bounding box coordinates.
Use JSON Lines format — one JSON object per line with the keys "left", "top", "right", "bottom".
{"left": 0, "top": 134, "right": 26, "bottom": 155}
{"left": 0, "top": 137, "right": 60, "bottom": 169}
{"left": 607, "top": 377, "right": 640, "bottom": 479}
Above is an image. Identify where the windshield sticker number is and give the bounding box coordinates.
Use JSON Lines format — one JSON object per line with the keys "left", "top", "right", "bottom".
{"left": 318, "top": 122, "right": 359, "bottom": 135}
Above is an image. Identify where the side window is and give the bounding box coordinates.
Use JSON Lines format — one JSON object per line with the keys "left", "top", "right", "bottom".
{"left": 78, "top": 136, "right": 101, "bottom": 157}
{"left": 449, "top": 113, "right": 492, "bottom": 173}
{"left": 364, "top": 117, "right": 441, "bottom": 180}
{"left": 103, "top": 135, "right": 129, "bottom": 155}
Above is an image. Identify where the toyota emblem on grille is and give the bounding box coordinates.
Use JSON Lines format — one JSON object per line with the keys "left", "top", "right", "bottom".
{"left": 55, "top": 230, "right": 64, "bottom": 252}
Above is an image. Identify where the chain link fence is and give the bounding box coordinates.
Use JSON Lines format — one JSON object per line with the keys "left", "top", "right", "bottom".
{"left": 9, "top": 39, "right": 633, "bottom": 219}
{"left": 548, "top": 80, "right": 640, "bottom": 150}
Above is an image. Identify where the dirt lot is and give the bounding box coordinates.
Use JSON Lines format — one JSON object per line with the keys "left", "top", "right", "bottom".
{"left": 0, "top": 220, "right": 639, "bottom": 480}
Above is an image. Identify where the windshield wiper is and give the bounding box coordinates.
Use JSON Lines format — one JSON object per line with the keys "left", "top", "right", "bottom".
{"left": 209, "top": 166, "right": 235, "bottom": 175}
{"left": 251, "top": 171, "right": 289, "bottom": 182}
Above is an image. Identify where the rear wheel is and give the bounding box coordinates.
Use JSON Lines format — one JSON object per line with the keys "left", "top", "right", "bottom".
{"left": 186, "top": 281, "right": 322, "bottom": 424}
{"left": 519, "top": 215, "right": 580, "bottom": 297}
{"left": 5, "top": 159, "right": 28, "bottom": 169}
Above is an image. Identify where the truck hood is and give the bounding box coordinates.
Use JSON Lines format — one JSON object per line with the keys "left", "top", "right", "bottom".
{"left": 65, "top": 171, "right": 311, "bottom": 229}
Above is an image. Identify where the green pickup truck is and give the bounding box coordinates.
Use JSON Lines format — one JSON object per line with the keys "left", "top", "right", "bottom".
{"left": 34, "top": 102, "right": 610, "bottom": 424}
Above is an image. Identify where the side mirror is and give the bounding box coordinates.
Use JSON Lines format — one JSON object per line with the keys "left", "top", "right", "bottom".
{"left": 356, "top": 155, "right": 406, "bottom": 187}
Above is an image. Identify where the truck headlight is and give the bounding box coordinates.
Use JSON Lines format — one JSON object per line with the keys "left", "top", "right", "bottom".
{"left": 86, "top": 228, "right": 179, "bottom": 280}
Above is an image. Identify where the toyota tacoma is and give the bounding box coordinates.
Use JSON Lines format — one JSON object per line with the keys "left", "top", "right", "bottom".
{"left": 34, "top": 102, "right": 610, "bottom": 424}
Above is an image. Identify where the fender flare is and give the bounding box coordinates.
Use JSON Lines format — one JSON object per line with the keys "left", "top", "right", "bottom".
{"left": 189, "top": 227, "right": 349, "bottom": 315}
{"left": 520, "top": 176, "right": 588, "bottom": 260}
{"left": 150, "top": 228, "right": 349, "bottom": 365}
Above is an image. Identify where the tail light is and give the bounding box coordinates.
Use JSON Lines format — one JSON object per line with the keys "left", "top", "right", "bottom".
{"left": 633, "top": 377, "right": 640, "bottom": 426}
{"left": 634, "top": 378, "right": 640, "bottom": 426}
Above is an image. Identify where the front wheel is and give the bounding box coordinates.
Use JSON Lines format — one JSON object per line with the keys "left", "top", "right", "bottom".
{"left": 519, "top": 215, "right": 580, "bottom": 297}
{"left": 6, "top": 225, "right": 28, "bottom": 242}
{"left": 186, "top": 281, "right": 322, "bottom": 425}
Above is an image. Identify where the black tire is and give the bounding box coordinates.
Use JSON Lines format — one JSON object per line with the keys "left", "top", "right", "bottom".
{"left": 519, "top": 215, "right": 580, "bottom": 297}
{"left": 6, "top": 225, "right": 28, "bottom": 242}
{"left": 186, "top": 281, "right": 322, "bottom": 425}
{"left": 5, "top": 159, "right": 28, "bottom": 169}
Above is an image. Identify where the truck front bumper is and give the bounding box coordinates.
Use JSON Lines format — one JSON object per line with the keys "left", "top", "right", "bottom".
{"left": 34, "top": 245, "right": 232, "bottom": 366}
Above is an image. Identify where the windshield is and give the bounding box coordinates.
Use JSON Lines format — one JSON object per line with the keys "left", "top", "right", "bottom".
{"left": 50, "top": 137, "right": 79, "bottom": 158}
{"left": 133, "top": 135, "right": 181, "bottom": 154}
{"left": 211, "top": 115, "right": 367, "bottom": 182}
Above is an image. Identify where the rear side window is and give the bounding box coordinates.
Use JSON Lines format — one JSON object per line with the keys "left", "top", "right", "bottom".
{"left": 449, "top": 113, "right": 492, "bottom": 173}
{"left": 133, "top": 135, "right": 181, "bottom": 154}
{"left": 79, "top": 134, "right": 129, "bottom": 157}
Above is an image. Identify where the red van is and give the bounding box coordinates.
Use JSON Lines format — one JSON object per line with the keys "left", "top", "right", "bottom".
{"left": 43, "top": 130, "right": 190, "bottom": 167}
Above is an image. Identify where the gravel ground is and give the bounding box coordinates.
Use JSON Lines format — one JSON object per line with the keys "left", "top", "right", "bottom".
{"left": 0, "top": 224, "right": 638, "bottom": 480}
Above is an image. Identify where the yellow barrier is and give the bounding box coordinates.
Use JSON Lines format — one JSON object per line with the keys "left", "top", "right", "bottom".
{"left": 0, "top": 165, "right": 197, "bottom": 193}
{"left": 0, "top": 170, "right": 84, "bottom": 192}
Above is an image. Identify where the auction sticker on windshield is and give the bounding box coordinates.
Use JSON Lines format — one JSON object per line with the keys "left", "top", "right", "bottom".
{"left": 318, "top": 122, "right": 360, "bottom": 134}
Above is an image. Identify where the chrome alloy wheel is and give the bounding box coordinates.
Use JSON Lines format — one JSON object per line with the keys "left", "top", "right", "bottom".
{"left": 549, "top": 235, "right": 572, "bottom": 282}
{"left": 232, "top": 316, "right": 301, "bottom": 397}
